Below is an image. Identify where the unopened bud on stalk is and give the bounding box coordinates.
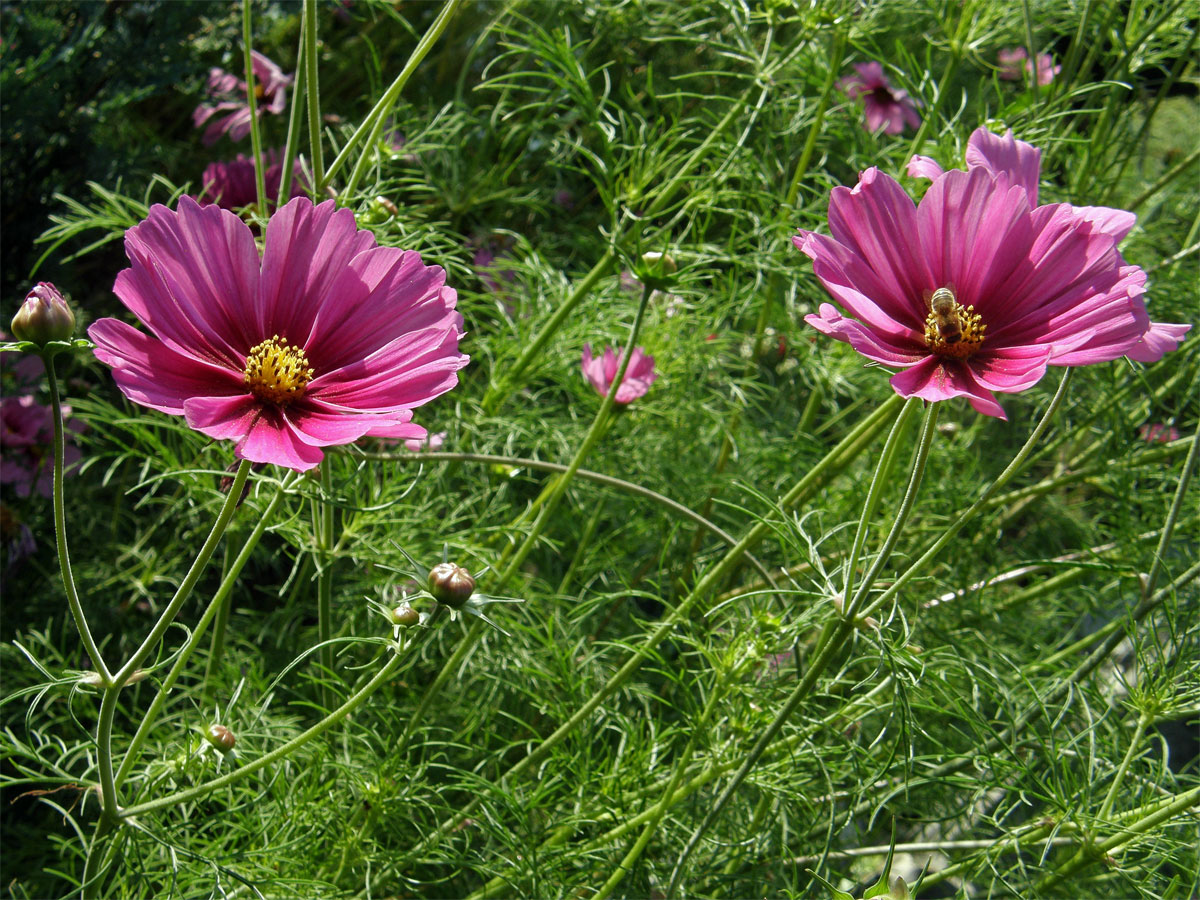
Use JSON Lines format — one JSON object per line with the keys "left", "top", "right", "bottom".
{"left": 206, "top": 723, "right": 237, "bottom": 753}
{"left": 11, "top": 283, "right": 75, "bottom": 345}
{"left": 428, "top": 562, "right": 475, "bottom": 609}
{"left": 632, "top": 250, "right": 678, "bottom": 292}
{"left": 390, "top": 604, "right": 420, "bottom": 627}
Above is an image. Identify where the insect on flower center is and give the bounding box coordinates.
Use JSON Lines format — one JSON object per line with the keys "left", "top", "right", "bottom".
{"left": 243, "top": 336, "right": 314, "bottom": 405}
{"left": 923, "top": 287, "right": 987, "bottom": 360}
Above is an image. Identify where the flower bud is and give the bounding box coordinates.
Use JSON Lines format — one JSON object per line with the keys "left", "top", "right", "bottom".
{"left": 390, "top": 604, "right": 420, "bottom": 627}
{"left": 632, "top": 250, "right": 677, "bottom": 292}
{"left": 206, "top": 723, "right": 237, "bottom": 753}
{"left": 11, "top": 283, "right": 75, "bottom": 345}
{"left": 428, "top": 562, "right": 475, "bottom": 609}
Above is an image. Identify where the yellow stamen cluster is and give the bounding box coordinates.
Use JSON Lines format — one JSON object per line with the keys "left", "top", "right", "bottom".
{"left": 243, "top": 336, "right": 313, "bottom": 405}
{"left": 924, "top": 299, "right": 987, "bottom": 360}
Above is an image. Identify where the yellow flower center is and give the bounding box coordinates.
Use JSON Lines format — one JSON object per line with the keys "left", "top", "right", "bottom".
{"left": 923, "top": 289, "right": 987, "bottom": 360}
{"left": 243, "top": 336, "right": 313, "bottom": 405}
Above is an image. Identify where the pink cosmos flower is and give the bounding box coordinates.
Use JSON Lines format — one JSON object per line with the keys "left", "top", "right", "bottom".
{"left": 1139, "top": 423, "right": 1180, "bottom": 444}
{"left": 404, "top": 430, "right": 446, "bottom": 452}
{"left": 196, "top": 149, "right": 308, "bottom": 211}
{"left": 795, "top": 127, "right": 1190, "bottom": 419}
{"left": 88, "top": 196, "right": 469, "bottom": 472}
{"left": 581, "top": 344, "right": 658, "bottom": 404}
{"left": 998, "top": 48, "right": 1061, "bottom": 86}
{"left": 193, "top": 51, "right": 292, "bottom": 146}
{"left": 0, "top": 394, "right": 84, "bottom": 498}
{"left": 837, "top": 62, "right": 922, "bottom": 135}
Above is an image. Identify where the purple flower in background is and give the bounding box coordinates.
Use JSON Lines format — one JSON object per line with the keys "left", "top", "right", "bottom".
{"left": 404, "top": 431, "right": 446, "bottom": 452}
{"left": 998, "top": 48, "right": 1061, "bottom": 86}
{"left": 0, "top": 394, "right": 85, "bottom": 498}
{"left": 837, "top": 62, "right": 922, "bottom": 135}
{"left": 1139, "top": 423, "right": 1180, "bottom": 444}
{"left": 196, "top": 149, "right": 308, "bottom": 211}
{"left": 194, "top": 51, "right": 292, "bottom": 146}
{"left": 795, "top": 128, "right": 1189, "bottom": 419}
{"left": 581, "top": 344, "right": 658, "bottom": 404}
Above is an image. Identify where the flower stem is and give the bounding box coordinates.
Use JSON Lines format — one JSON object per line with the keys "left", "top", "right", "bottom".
{"left": 118, "top": 642, "right": 409, "bottom": 818}
{"left": 666, "top": 400, "right": 937, "bottom": 896}
{"left": 242, "top": 0, "right": 267, "bottom": 215}
{"left": 328, "top": 0, "right": 464, "bottom": 197}
{"left": 1140, "top": 423, "right": 1199, "bottom": 603}
{"left": 494, "top": 281, "right": 656, "bottom": 588}
{"left": 394, "top": 394, "right": 905, "bottom": 870}
{"left": 302, "top": 0, "right": 325, "bottom": 191}
{"left": 278, "top": 5, "right": 308, "bottom": 203}
{"left": 119, "top": 480, "right": 290, "bottom": 790}
{"left": 93, "top": 460, "right": 253, "bottom": 821}
{"left": 1097, "top": 710, "right": 1152, "bottom": 823}
{"left": 860, "top": 370, "right": 1072, "bottom": 619}
{"left": 317, "top": 461, "right": 337, "bottom": 708}
{"left": 43, "top": 353, "right": 110, "bottom": 682}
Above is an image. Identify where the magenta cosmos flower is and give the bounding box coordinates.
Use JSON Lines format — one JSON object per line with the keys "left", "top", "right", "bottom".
{"left": 838, "top": 62, "right": 922, "bottom": 135}
{"left": 581, "top": 344, "right": 658, "bottom": 404}
{"left": 89, "top": 197, "right": 468, "bottom": 471}
{"left": 194, "top": 51, "right": 292, "bottom": 146}
{"left": 794, "top": 127, "right": 1189, "bottom": 418}
{"left": 998, "top": 48, "right": 1061, "bottom": 86}
{"left": 197, "top": 149, "right": 308, "bottom": 210}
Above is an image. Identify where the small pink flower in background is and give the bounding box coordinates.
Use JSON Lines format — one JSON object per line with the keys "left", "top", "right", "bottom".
{"left": 581, "top": 344, "right": 658, "bottom": 404}
{"left": 0, "top": 394, "right": 85, "bottom": 498}
{"left": 837, "top": 62, "right": 922, "bottom": 135}
{"left": 998, "top": 47, "right": 1061, "bottom": 86}
{"left": 404, "top": 431, "right": 446, "bottom": 452}
{"left": 194, "top": 50, "right": 292, "bottom": 146}
{"left": 1139, "top": 423, "right": 1180, "bottom": 444}
{"left": 795, "top": 127, "right": 1190, "bottom": 419}
{"left": 196, "top": 149, "right": 308, "bottom": 211}
{"left": 89, "top": 197, "right": 469, "bottom": 472}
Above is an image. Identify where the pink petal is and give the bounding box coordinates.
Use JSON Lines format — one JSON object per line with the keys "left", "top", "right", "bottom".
{"left": 969, "top": 345, "right": 1050, "bottom": 393}
{"left": 915, "top": 167, "right": 1033, "bottom": 314}
{"left": 182, "top": 393, "right": 262, "bottom": 441}
{"left": 907, "top": 155, "right": 944, "bottom": 181}
{"left": 89, "top": 319, "right": 244, "bottom": 415}
{"left": 1125, "top": 321, "right": 1191, "bottom": 363}
{"left": 1067, "top": 204, "right": 1137, "bottom": 241}
{"left": 257, "top": 198, "right": 378, "bottom": 345}
{"left": 804, "top": 304, "right": 925, "bottom": 366}
{"left": 889, "top": 356, "right": 1008, "bottom": 419}
{"left": 235, "top": 408, "right": 325, "bottom": 471}
{"left": 965, "top": 128, "right": 1041, "bottom": 204}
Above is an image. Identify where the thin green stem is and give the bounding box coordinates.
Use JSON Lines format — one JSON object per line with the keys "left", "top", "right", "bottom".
{"left": 118, "top": 480, "right": 290, "bottom": 790}
{"left": 495, "top": 281, "right": 656, "bottom": 588}
{"left": 302, "top": 0, "right": 325, "bottom": 191}
{"left": 242, "top": 0, "right": 267, "bottom": 215}
{"left": 44, "top": 355, "right": 109, "bottom": 681}
{"left": 93, "top": 460, "right": 253, "bottom": 822}
{"left": 120, "top": 642, "right": 409, "bottom": 818}
{"left": 395, "top": 395, "right": 905, "bottom": 871}
{"left": 667, "top": 401, "right": 938, "bottom": 896}
{"left": 277, "top": 5, "right": 308, "bottom": 203}
{"left": 203, "top": 538, "right": 236, "bottom": 691}
{"left": 860, "top": 370, "right": 1072, "bottom": 619}
{"left": 1097, "top": 710, "right": 1152, "bottom": 823}
{"left": 331, "top": 0, "right": 463, "bottom": 197}
{"left": 317, "top": 461, "right": 336, "bottom": 707}
{"left": 1140, "top": 425, "right": 1199, "bottom": 603}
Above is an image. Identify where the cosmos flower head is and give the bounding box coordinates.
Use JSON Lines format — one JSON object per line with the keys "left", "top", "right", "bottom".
{"left": 89, "top": 196, "right": 469, "bottom": 472}
{"left": 794, "top": 127, "right": 1189, "bottom": 419}
{"left": 0, "top": 394, "right": 85, "bottom": 498}
{"left": 837, "top": 62, "right": 922, "bottom": 135}
{"left": 193, "top": 51, "right": 292, "bottom": 147}
{"left": 1139, "top": 423, "right": 1180, "bottom": 444}
{"left": 581, "top": 344, "right": 658, "bottom": 405}
{"left": 196, "top": 149, "right": 309, "bottom": 211}
{"left": 998, "top": 47, "right": 1061, "bottom": 86}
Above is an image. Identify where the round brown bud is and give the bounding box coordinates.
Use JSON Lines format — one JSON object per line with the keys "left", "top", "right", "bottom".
{"left": 11, "top": 282, "right": 75, "bottom": 345}
{"left": 390, "top": 604, "right": 420, "bottom": 627}
{"left": 206, "top": 723, "right": 236, "bottom": 753}
{"left": 428, "top": 562, "right": 475, "bottom": 609}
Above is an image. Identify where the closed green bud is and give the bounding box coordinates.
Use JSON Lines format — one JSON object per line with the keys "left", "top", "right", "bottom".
{"left": 428, "top": 562, "right": 475, "bottom": 609}
{"left": 390, "top": 604, "right": 420, "bottom": 627}
{"left": 206, "top": 723, "right": 237, "bottom": 753}
{"left": 632, "top": 250, "right": 678, "bottom": 292}
{"left": 11, "top": 283, "right": 75, "bottom": 345}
